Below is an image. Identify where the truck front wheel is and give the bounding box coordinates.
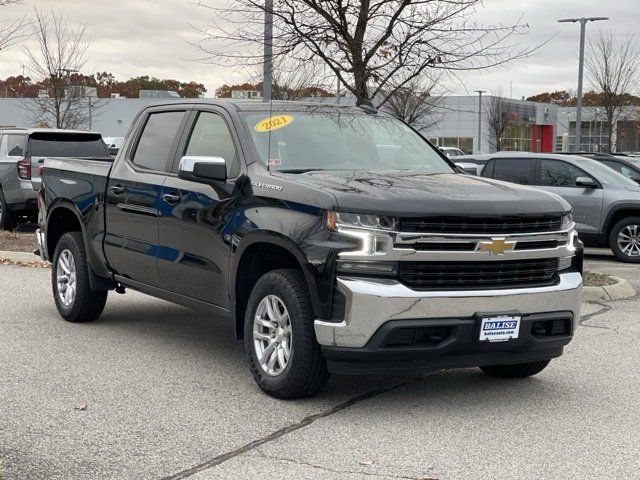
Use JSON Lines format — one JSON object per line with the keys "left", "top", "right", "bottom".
{"left": 244, "top": 269, "right": 328, "bottom": 399}
{"left": 52, "top": 232, "right": 108, "bottom": 323}
{"left": 480, "top": 360, "right": 551, "bottom": 378}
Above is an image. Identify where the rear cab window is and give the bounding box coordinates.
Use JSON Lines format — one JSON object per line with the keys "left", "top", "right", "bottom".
{"left": 28, "top": 133, "right": 109, "bottom": 158}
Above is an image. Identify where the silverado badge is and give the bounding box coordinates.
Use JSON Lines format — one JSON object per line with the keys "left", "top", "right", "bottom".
{"left": 475, "top": 238, "right": 516, "bottom": 256}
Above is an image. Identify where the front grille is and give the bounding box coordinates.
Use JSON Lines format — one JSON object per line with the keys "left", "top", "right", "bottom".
{"left": 398, "top": 215, "right": 563, "bottom": 234}
{"left": 402, "top": 239, "right": 561, "bottom": 252}
{"left": 398, "top": 258, "right": 559, "bottom": 290}
{"left": 514, "top": 240, "right": 560, "bottom": 250}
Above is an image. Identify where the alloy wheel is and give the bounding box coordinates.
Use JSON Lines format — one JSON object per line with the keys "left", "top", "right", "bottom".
{"left": 56, "top": 249, "right": 77, "bottom": 307}
{"left": 617, "top": 224, "right": 640, "bottom": 257}
{"left": 253, "top": 294, "right": 292, "bottom": 376}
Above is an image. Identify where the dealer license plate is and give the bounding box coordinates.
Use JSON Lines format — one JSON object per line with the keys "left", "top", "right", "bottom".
{"left": 479, "top": 315, "right": 521, "bottom": 342}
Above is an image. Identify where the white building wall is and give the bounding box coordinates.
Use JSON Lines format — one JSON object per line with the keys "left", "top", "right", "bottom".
{"left": 0, "top": 98, "right": 169, "bottom": 136}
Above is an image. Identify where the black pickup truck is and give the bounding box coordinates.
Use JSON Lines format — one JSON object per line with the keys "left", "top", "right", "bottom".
{"left": 37, "top": 100, "right": 583, "bottom": 398}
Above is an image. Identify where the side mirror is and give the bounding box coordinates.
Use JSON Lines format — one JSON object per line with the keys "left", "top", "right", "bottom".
{"left": 178, "top": 156, "right": 226, "bottom": 183}
{"left": 575, "top": 176, "right": 597, "bottom": 188}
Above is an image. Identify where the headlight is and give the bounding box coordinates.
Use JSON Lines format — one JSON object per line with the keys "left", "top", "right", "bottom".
{"left": 326, "top": 211, "right": 397, "bottom": 231}
{"left": 561, "top": 213, "right": 573, "bottom": 229}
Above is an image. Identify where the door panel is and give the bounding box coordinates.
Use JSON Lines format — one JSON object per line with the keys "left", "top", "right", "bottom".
{"left": 535, "top": 159, "right": 604, "bottom": 234}
{"left": 103, "top": 109, "right": 189, "bottom": 286}
{"left": 157, "top": 177, "right": 233, "bottom": 306}
{"left": 157, "top": 109, "right": 242, "bottom": 307}
{"left": 104, "top": 162, "right": 164, "bottom": 286}
{"left": 535, "top": 185, "right": 603, "bottom": 233}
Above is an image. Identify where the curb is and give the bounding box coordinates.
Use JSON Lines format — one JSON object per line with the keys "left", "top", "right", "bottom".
{"left": 583, "top": 276, "right": 636, "bottom": 302}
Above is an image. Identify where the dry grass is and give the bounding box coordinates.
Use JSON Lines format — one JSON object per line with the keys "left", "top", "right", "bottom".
{"left": 583, "top": 271, "right": 617, "bottom": 287}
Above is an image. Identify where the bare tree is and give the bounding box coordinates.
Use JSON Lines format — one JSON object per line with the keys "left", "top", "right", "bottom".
{"left": 240, "top": 58, "right": 332, "bottom": 100}
{"left": 23, "top": 9, "right": 93, "bottom": 129}
{"left": 485, "top": 91, "right": 509, "bottom": 152}
{"left": 0, "top": 0, "right": 28, "bottom": 54}
{"left": 193, "top": 0, "right": 540, "bottom": 107}
{"left": 585, "top": 32, "right": 640, "bottom": 152}
{"left": 382, "top": 75, "right": 442, "bottom": 130}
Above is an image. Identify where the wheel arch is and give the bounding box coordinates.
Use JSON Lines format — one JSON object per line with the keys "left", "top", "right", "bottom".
{"left": 46, "top": 201, "right": 114, "bottom": 291}
{"left": 603, "top": 203, "right": 640, "bottom": 237}
{"left": 230, "top": 232, "right": 323, "bottom": 340}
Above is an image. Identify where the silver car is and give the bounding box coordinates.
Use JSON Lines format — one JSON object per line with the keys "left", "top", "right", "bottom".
{"left": 0, "top": 128, "right": 110, "bottom": 229}
{"left": 473, "top": 152, "right": 640, "bottom": 263}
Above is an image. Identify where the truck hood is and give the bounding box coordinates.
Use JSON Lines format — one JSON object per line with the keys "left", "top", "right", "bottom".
{"left": 275, "top": 170, "right": 570, "bottom": 216}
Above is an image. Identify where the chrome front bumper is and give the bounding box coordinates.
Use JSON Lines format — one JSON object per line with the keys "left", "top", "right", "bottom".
{"left": 314, "top": 272, "right": 583, "bottom": 348}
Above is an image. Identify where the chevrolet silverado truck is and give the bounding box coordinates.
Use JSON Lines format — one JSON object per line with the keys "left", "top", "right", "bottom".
{"left": 37, "top": 100, "right": 583, "bottom": 399}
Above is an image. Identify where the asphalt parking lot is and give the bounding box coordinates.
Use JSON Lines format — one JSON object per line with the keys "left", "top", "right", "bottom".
{"left": 1, "top": 249, "right": 639, "bottom": 480}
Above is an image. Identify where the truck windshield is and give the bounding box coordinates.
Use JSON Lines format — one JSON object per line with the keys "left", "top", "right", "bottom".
{"left": 29, "top": 133, "right": 110, "bottom": 158}
{"left": 241, "top": 110, "right": 453, "bottom": 174}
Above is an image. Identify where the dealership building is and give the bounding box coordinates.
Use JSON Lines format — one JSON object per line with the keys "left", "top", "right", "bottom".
{"left": 417, "top": 95, "right": 558, "bottom": 154}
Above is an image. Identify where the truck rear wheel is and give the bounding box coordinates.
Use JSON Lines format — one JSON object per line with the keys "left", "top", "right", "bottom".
{"left": 244, "top": 269, "right": 328, "bottom": 399}
{"left": 0, "top": 188, "right": 17, "bottom": 231}
{"left": 609, "top": 217, "right": 640, "bottom": 263}
{"left": 52, "top": 232, "right": 108, "bottom": 323}
{"left": 480, "top": 360, "right": 551, "bottom": 378}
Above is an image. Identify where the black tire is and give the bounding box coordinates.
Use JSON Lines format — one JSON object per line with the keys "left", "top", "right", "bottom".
{"left": 52, "top": 232, "right": 108, "bottom": 323}
{"left": 480, "top": 360, "right": 551, "bottom": 378}
{"left": 244, "top": 269, "right": 328, "bottom": 399}
{"left": 609, "top": 216, "right": 640, "bottom": 263}
{"left": 0, "top": 188, "right": 17, "bottom": 231}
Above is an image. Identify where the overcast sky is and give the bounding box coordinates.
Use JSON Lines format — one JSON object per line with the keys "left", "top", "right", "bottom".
{"left": 1, "top": 0, "right": 637, "bottom": 99}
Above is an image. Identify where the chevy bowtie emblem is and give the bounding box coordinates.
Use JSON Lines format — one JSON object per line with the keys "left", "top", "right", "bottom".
{"left": 476, "top": 238, "right": 516, "bottom": 256}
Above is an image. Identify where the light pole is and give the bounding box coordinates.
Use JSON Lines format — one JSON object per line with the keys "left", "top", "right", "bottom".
{"left": 558, "top": 16, "right": 609, "bottom": 152}
{"left": 475, "top": 90, "right": 485, "bottom": 153}
{"left": 263, "top": 0, "right": 273, "bottom": 102}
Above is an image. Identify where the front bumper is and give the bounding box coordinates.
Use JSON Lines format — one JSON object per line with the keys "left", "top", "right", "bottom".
{"left": 314, "top": 272, "right": 582, "bottom": 374}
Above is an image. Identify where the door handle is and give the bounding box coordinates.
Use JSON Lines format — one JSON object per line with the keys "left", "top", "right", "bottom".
{"left": 162, "top": 193, "right": 180, "bottom": 204}
{"left": 110, "top": 185, "right": 125, "bottom": 195}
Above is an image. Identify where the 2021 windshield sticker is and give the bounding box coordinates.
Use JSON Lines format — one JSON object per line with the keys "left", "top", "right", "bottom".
{"left": 255, "top": 115, "right": 294, "bottom": 132}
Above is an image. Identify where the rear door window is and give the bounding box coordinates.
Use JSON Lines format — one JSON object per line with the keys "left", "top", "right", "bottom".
{"left": 6, "top": 134, "right": 27, "bottom": 157}
{"left": 491, "top": 158, "right": 535, "bottom": 185}
{"left": 132, "top": 111, "right": 186, "bottom": 172}
{"left": 28, "top": 133, "right": 109, "bottom": 158}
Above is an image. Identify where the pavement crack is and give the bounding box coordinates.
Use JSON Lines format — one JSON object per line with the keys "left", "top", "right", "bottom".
{"left": 252, "top": 448, "right": 427, "bottom": 479}
{"left": 579, "top": 301, "right": 615, "bottom": 331}
{"left": 159, "top": 377, "right": 428, "bottom": 480}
